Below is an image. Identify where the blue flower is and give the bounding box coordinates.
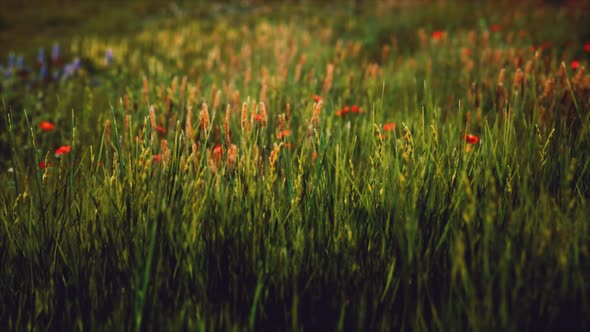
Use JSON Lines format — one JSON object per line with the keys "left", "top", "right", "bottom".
{"left": 16, "top": 55, "right": 24, "bottom": 69}
{"left": 51, "top": 43, "right": 60, "bottom": 62}
{"left": 37, "top": 48, "right": 45, "bottom": 65}
{"left": 40, "top": 64, "right": 48, "bottom": 80}
{"left": 8, "top": 53, "right": 15, "bottom": 68}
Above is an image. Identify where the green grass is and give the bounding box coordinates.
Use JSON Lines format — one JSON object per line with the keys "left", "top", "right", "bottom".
{"left": 1, "top": 1, "right": 590, "bottom": 330}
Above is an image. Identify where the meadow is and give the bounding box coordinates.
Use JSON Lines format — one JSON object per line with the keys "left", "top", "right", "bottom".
{"left": 1, "top": 1, "right": 590, "bottom": 330}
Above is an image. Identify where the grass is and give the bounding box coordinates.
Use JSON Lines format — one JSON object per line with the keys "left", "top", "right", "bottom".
{"left": 1, "top": 1, "right": 590, "bottom": 330}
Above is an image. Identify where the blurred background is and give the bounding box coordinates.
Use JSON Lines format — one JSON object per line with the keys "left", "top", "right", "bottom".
{"left": 2, "top": 0, "right": 589, "bottom": 57}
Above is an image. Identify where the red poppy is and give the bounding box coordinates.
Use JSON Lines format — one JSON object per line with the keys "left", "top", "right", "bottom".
{"left": 464, "top": 134, "right": 479, "bottom": 145}
{"left": 351, "top": 105, "right": 361, "bottom": 113}
{"left": 55, "top": 145, "right": 71, "bottom": 155}
{"left": 39, "top": 161, "right": 51, "bottom": 169}
{"left": 276, "top": 129, "right": 291, "bottom": 139}
{"left": 584, "top": 42, "right": 590, "bottom": 52}
{"left": 156, "top": 125, "right": 165, "bottom": 135}
{"left": 431, "top": 30, "right": 443, "bottom": 40}
{"left": 540, "top": 42, "right": 551, "bottom": 50}
{"left": 383, "top": 122, "right": 396, "bottom": 131}
{"left": 490, "top": 24, "right": 501, "bottom": 32}
{"left": 335, "top": 109, "right": 345, "bottom": 116}
{"left": 254, "top": 114, "right": 264, "bottom": 123}
{"left": 311, "top": 94, "right": 322, "bottom": 103}
{"left": 152, "top": 154, "right": 162, "bottom": 163}
{"left": 571, "top": 60, "right": 580, "bottom": 70}
{"left": 40, "top": 121, "right": 55, "bottom": 132}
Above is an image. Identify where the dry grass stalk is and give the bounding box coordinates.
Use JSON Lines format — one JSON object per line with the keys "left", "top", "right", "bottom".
{"left": 227, "top": 144, "right": 238, "bottom": 170}
{"left": 142, "top": 75, "right": 149, "bottom": 105}
{"left": 185, "top": 105, "right": 193, "bottom": 144}
{"left": 225, "top": 104, "right": 231, "bottom": 146}
{"left": 149, "top": 105, "right": 157, "bottom": 144}
{"left": 200, "top": 103, "right": 210, "bottom": 137}
{"left": 241, "top": 99, "right": 250, "bottom": 135}
{"left": 322, "top": 63, "right": 335, "bottom": 95}
{"left": 105, "top": 119, "right": 111, "bottom": 148}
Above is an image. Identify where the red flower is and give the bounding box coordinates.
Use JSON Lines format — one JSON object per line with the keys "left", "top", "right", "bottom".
{"left": 584, "top": 42, "right": 590, "bottom": 52}
{"left": 335, "top": 109, "right": 345, "bottom": 116}
{"left": 39, "top": 161, "right": 51, "bottom": 169}
{"left": 156, "top": 125, "right": 165, "bottom": 135}
{"left": 40, "top": 121, "right": 55, "bottom": 132}
{"left": 152, "top": 154, "right": 162, "bottom": 163}
{"left": 431, "top": 30, "right": 444, "bottom": 40}
{"left": 351, "top": 105, "right": 361, "bottom": 113}
{"left": 55, "top": 145, "right": 71, "bottom": 155}
{"left": 464, "top": 134, "right": 479, "bottom": 145}
{"left": 311, "top": 94, "right": 322, "bottom": 103}
{"left": 490, "top": 24, "right": 501, "bottom": 33}
{"left": 540, "top": 42, "right": 551, "bottom": 50}
{"left": 571, "top": 60, "right": 580, "bottom": 70}
{"left": 383, "top": 122, "right": 396, "bottom": 131}
{"left": 276, "top": 129, "right": 291, "bottom": 139}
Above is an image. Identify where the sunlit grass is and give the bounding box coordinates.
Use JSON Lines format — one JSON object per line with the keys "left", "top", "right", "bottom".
{"left": 1, "top": 1, "right": 590, "bottom": 330}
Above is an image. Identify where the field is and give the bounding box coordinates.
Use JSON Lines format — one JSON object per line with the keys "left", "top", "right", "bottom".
{"left": 1, "top": 0, "right": 590, "bottom": 330}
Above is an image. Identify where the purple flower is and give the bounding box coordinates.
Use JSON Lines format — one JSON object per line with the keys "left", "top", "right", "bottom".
{"left": 105, "top": 48, "right": 114, "bottom": 65}
{"left": 8, "top": 53, "right": 15, "bottom": 68}
{"left": 37, "top": 48, "right": 45, "bottom": 65}
{"left": 51, "top": 43, "right": 60, "bottom": 63}
{"left": 62, "top": 58, "right": 81, "bottom": 79}
{"left": 62, "top": 64, "right": 75, "bottom": 79}
{"left": 39, "top": 64, "right": 48, "bottom": 80}
{"left": 16, "top": 56, "right": 24, "bottom": 69}
{"left": 72, "top": 57, "right": 81, "bottom": 69}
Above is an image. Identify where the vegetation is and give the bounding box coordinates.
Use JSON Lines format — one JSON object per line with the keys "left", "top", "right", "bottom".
{"left": 1, "top": 1, "right": 590, "bottom": 330}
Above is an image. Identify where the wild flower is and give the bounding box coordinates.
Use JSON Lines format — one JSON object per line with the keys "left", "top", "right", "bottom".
{"left": 571, "top": 60, "right": 580, "bottom": 70}
{"left": 312, "top": 94, "right": 322, "bottom": 103}
{"left": 276, "top": 129, "right": 291, "bottom": 139}
{"left": 37, "top": 48, "right": 45, "bottom": 65}
{"left": 40, "top": 121, "right": 55, "bottom": 131}
{"left": 464, "top": 134, "right": 479, "bottom": 145}
{"left": 51, "top": 43, "right": 60, "bottom": 63}
{"left": 335, "top": 104, "right": 362, "bottom": 116}
{"left": 431, "top": 30, "right": 444, "bottom": 40}
{"left": 383, "top": 122, "right": 396, "bottom": 131}
{"left": 584, "top": 42, "right": 590, "bottom": 52}
{"left": 104, "top": 48, "right": 114, "bottom": 65}
{"left": 490, "top": 24, "right": 501, "bottom": 32}
{"left": 55, "top": 145, "right": 71, "bottom": 155}
{"left": 8, "top": 53, "right": 16, "bottom": 68}
{"left": 39, "top": 161, "right": 51, "bottom": 169}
